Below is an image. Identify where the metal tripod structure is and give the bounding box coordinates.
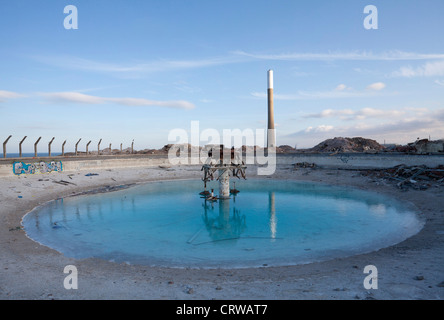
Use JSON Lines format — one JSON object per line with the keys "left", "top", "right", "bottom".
{"left": 200, "top": 146, "right": 247, "bottom": 199}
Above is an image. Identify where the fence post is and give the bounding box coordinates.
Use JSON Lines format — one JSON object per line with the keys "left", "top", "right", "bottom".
{"left": 62, "top": 140, "right": 67, "bottom": 156}
{"left": 3, "top": 135, "right": 12, "bottom": 158}
{"left": 86, "top": 140, "right": 91, "bottom": 155}
{"left": 75, "top": 138, "right": 81, "bottom": 156}
{"left": 34, "top": 137, "right": 42, "bottom": 158}
{"left": 19, "top": 136, "right": 27, "bottom": 158}
{"left": 48, "top": 137, "right": 55, "bottom": 157}
{"left": 98, "top": 139, "right": 102, "bottom": 155}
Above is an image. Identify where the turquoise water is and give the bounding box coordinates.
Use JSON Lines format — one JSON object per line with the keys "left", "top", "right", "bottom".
{"left": 22, "top": 179, "right": 423, "bottom": 268}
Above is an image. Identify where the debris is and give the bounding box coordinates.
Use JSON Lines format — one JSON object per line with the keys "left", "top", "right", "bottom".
{"left": 230, "top": 181, "right": 240, "bottom": 194}
{"left": 361, "top": 164, "right": 444, "bottom": 190}
{"left": 61, "top": 180, "right": 76, "bottom": 185}
{"left": 393, "top": 138, "right": 444, "bottom": 154}
{"left": 185, "top": 286, "right": 194, "bottom": 294}
{"left": 309, "top": 137, "right": 385, "bottom": 153}
{"left": 414, "top": 275, "right": 424, "bottom": 281}
{"left": 52, "top": 181, "right": 68, "bottom": 186}
{"left": 52, "top": 180, "right": 77, "bottom": 186}
{"left": 276, "top": 145, "right": 297, "bottom": 153}
{"left": 85, "top": 173, "right": 99, "bottom": 176}
{"left": 412, "top": 139, "right": 444, "bottom": 154}
{"left": 294, "top": 162, "right": 316, "bottom": 169}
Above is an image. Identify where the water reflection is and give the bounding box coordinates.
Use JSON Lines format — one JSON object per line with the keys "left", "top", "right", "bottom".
{"left": 369, "top": 204, "right": 387, "bottom": 216}
{"left": 202, "top": 198, "right": 246, "bottom": 243}
{"left": 200, "top": 191, "right": 278, "bottom": 244}
{"left": 269, "top": 192, "right": 277, "bottom": 240}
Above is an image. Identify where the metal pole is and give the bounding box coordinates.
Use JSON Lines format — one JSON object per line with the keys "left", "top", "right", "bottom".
{"left": 109, "top": 143, "right": 112, "bottom": 154}
{"left": 98, "top": 139, "right": 102, "bottom": 155}
{"left": 131, "top": 139, "right": 134, "bottom": 154}
{"left": 62, "top": 140, "right": 67, "bottom": 156}
{"left": 3, "top": 135, "right": 12, "bottom": 159}
{"left": 120, "top": 143, "right": 123, "bottom": 153}
{"left": 86, "top": 140, "right": 91, "bottom": 155}
{"left": 19, "top": 136, "right": 27, "bottom": 158}
{"left": 75, "top": 138, "right": 81, "bottom": 156}
{"left": 48, "top": 137, "right": 55, "bottom": 157}
{"left": 34, "top": 137, "right": 42, "bottom": 158}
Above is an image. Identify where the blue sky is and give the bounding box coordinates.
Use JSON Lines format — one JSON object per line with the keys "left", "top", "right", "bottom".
{"left": 1, "top": 0, "right": 444, "bottom": 152}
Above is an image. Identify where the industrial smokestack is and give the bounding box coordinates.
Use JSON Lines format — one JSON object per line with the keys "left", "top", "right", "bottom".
{"left": 267, "top": 69, "right": 276, "bottom": 149}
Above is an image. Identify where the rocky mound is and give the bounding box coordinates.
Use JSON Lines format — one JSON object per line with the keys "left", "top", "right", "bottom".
{"left": 310, "top": 137, "right": 385, "bottom": 153}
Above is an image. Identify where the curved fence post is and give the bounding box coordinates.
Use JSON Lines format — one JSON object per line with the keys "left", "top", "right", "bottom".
{"left": 62, "top": 140, "right": 67, "bottom": 156}
{"left": 3, "top": 135, "right": 12, "bottom": 158}
{"left": 48, "top": 137, "right": 55, "bottom": 157}
{"left": 34, "top": 137, "right": 42, "bottom": 158}
{"left": 98, "top": 139, "right": 102, "bottom": 155}
{"left": 19, "top": 136, "right": 27, "bottom": 158}
{"left": 86, "top": 140, "right": 91, "bottom": 155}
{"left": 75, "top": 138, "right": 81, "bottom": 156}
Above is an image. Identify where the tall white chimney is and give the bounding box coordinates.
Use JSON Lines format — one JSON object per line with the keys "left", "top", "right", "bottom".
{"left": 267, "top": 69, "right": 276, "bottom": 149}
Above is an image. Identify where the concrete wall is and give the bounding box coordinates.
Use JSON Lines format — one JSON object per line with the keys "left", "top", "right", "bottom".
{"left": 0, "top": 155, "right": 170, "bottom": 177}
{"left": 0, "top": 153, "right": 443, "bottom": 177}
{"left": 276, "top": 153, "right": 444, "bottom": 169}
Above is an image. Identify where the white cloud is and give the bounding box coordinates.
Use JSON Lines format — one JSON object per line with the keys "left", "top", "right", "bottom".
{"left": 304, "top": 125, "right": 334, "bottom": 133}
{"left": 304, "top": 107, "right": 405, "bottom": 121}
{"left": 335, "top": 84, "right": 349, "bottom": 91}
{"left": 31, "top": 54, "right": 244, "bottom": 77}
{"left": 0, "top": 90, "right": 23, "bottom": 102}
{"left": 251, "top": 84, "right": 388, "bottom": 101}
{"left": 366, "top": 82, "right": 386, "bottom": 91}
{"left": 286, "top": 108, "right": 444, "bottom": 147}
{"left": 391, "top": 60, "right": 444, "bottom": 77}
{"left": 354, "top": 108, "right": 403, "bottom": 120}
{"left": 251, "top": 90, "right": 366, "bottom": 100}
{"left": 32, "top": 51, "right": 444, "bottom": 77}
{"left": 303, "top": 109, "right": 354, "bottom": 118}
{"left": 233, "top": 50, "right": 444, "bottom": 61}
{"left": 41, "top": 92, "right": 195, "bottom": 110}
{"left": 435, "top": 80, "right": 444, "bottom": 86}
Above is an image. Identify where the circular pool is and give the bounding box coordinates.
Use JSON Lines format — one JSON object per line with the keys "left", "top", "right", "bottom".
{"left": 22, "top": 179, "right": 423, "bottom": 268}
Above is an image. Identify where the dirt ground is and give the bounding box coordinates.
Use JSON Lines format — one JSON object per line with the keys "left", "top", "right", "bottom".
{"left": 0, "top": 164, "right": 443, "bottom": 300}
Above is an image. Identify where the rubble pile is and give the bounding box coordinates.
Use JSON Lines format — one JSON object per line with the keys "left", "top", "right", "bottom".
{"left": 294, "top": 162, "right": 317, "bottom": 169}
{"left": 392, "top": 139, "right": 444, "bottom": 154}
{"left": 276, "top": 145, "right": 297, "bottom": 153}
{"left": 310, "top": 137, "right": 385, "bottom": 153}
{"left": 362, "top": 164, "right": 444, "bottom": 190}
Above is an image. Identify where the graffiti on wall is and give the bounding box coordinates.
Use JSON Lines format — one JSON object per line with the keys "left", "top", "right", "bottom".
{"left": 13, "top": 161, "right": 63, "bottom": 175}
